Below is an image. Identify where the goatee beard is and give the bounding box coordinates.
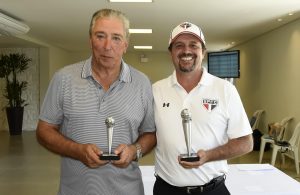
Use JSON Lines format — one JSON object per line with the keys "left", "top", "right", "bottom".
{"left": 178, "top": 53, "right": 196, "bottom": 72}
{"left": 179, "top": 63, "right": 195, "bottom": 72}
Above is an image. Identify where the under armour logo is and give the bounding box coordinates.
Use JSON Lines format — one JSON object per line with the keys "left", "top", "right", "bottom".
{"left": 163, "top": 103, "right": 170, "bottom": 107}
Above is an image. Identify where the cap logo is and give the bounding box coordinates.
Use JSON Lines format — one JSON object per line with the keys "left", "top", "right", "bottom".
{"left": 180, "top": 22, "right": 192, "bottom": 29}
{"left": 169, "top": 22, "right": 206, "bottom": 47}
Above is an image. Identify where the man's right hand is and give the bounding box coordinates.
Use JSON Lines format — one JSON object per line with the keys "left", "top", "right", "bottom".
{"left": 78, "top": 143, "right": 109, "bottom": 168}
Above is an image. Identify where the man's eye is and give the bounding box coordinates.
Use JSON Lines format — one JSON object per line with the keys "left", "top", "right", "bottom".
{"left": 191, "top": 44, "right": 198, "bottom": 49}
{"left": 112, "top": 36, "right": 121, "bottom": 41}
{"left": 96, "top": 34, "right": 105, "bottom": 39}
{"left": 174, "top": 44, "right": 183, "bottom": 49}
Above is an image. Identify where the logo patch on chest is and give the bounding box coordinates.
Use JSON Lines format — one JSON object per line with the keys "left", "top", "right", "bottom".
{"left": 202, "top": 99, "right": 218, "bottom": 112}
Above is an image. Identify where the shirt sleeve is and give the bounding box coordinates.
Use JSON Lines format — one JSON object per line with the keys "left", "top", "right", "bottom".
{"left": 39, "top": 71, "right": 64, "bottom": 125}
{"left": 226, "top": 83, "right": 252, "bottom": 139}
{"left": 139, "top": 78, "right": 156, "bottom": 134}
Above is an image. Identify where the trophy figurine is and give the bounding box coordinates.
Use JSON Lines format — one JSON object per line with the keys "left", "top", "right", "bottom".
{"left": 179, "top": 109, "right": 200, "bottom": 162}
{"left": 100, "top": 117, "right": 120, "bottom": 160}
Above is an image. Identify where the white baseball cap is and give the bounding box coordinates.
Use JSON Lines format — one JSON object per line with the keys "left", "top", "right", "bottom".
{"left": 168, "top": 22, "right": 206, "bottom": 49}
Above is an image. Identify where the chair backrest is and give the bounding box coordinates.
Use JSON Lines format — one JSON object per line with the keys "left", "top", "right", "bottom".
{"left": 277, "top": 116, "right": 293, "bottom": 140}
{"left": 288, "top": 122, "right": 300, "bottom": 147}
{"left": 251, "top": 110, "right": 264, "bottom": 130}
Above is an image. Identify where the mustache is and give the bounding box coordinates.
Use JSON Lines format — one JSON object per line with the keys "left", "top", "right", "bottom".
{"left": 178, "top": 53, "right": 197, "bottom": 58}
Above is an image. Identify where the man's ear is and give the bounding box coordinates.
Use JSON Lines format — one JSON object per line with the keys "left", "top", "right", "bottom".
{"left": 124, "top": 41, "right": 128, "bottom": 54}
{"left": 89, "top": 38, "right": 93, "bottom": 49}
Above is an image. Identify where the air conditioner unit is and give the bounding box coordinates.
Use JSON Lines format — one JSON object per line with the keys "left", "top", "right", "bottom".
{"left": 0, "top": 12, "right": 30, "bottom": 36}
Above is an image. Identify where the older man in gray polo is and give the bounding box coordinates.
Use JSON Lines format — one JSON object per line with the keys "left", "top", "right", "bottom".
{"left": 36, "top": 8, "right": 156, "bottom": 195}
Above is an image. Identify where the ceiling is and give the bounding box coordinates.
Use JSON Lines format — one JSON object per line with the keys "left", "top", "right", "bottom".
{"left": 1, "top": 0, "right": 300, "bottom": 52}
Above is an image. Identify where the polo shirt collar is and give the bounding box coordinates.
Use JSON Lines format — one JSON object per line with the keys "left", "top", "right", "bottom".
{"left": 81, "top": 56, "right": 131, "bottom": 83}
{"left": 198, "top": 67, "right": 212, "bottom": 86}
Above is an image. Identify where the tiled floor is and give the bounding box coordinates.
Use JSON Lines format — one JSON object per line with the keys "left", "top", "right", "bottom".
{"left": 0, "top": 131, "right": 299, "bottom": 195}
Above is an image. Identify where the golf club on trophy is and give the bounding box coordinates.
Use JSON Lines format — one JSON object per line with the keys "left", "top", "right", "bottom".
{"left": 100, "top": 117, "right": 120, "bottom": 160}
{"left": 180, "top": 109, "right": 200, "bottom": 162}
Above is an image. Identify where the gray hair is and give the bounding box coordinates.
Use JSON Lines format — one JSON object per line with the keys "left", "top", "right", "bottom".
{"left": 89, "top": 8, "right": 130, "bottom": 41}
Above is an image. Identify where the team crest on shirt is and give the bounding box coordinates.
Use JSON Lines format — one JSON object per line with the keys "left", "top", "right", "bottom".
{"left": 202, "top": 98, "right": 218, "bottom": 112}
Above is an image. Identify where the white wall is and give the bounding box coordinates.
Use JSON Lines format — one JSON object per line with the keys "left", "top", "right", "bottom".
{"left": 235, "top": 18, "right": 300, "bottom": 139}
{"left": 123, "top": 51, "right": 173, "bottom": 83}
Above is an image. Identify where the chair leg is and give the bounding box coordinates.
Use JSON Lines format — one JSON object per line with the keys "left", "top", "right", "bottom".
{"left": 294, "top": 148, "right": 299, "bottom": 175}
{"left": 281, "top": 153, "right": 286, "bottom": 165}
{"left": 259, "top": 139, "right": 266, "bottom": 163}
{"left": 271, "top": 145, "right": 279, "bottom": 166}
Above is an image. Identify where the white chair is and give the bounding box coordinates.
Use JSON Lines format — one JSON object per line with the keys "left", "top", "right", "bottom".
{"left": 271, "top": 122, "right": 300, "bottom": 175}
{"left": 258, "top": 116, "right": 293, "bottom": 163}
{"left": 250, "top": 110, "right": 264, "bottom": 130}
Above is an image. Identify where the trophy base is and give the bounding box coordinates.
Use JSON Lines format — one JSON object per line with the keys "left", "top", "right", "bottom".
{"left": 180, "top": 153, "right": 200, "bottom": 162}
{"left": 100, "top": 153, "right": 120, "bottom": 160}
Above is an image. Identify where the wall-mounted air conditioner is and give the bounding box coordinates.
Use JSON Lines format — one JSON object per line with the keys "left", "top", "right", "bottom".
{"left": 0, "top": 12, "right": 30, "bottom": 36}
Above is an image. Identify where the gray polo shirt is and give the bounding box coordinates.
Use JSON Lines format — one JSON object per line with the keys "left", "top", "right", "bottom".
{"left": 40, "top": 57, "right": 155, "bottom": 195}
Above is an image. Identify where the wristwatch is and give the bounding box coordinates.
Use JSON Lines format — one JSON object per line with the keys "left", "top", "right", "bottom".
{"left": 135, "top": 143, "right": 143, "bottom": 161}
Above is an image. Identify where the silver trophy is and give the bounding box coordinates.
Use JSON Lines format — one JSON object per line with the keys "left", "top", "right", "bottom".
{"left": 100, "top": 117, "right": 120, "bottom": 160}
{"left": 180, "top": 109, "right": 200, "bottom": 162}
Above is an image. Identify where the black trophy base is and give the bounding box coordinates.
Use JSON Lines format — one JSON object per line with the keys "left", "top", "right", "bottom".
{"left": 100, "top": 153, "right": 120, "bottom": 160}
{"left": 180, "top": 153, "right": 200, "bottom": 162}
